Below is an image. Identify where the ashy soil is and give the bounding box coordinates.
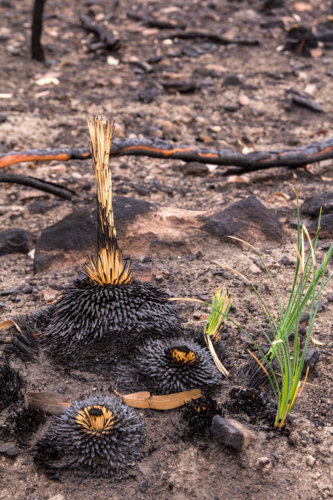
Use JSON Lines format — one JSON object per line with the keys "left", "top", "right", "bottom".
{"left": 1, "top": 0, "right": 333, "bottom": 499}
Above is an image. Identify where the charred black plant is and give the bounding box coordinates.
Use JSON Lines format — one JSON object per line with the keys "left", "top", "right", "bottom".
{"left": 42, "top": 117, "right": 180, "bottom": 368}
{"left": 1, "top": 406, "right": 46, "bottom": 446}
{"left": 34, "top": 395, "right": 144, "bottom": 477}
{"left": 131, "top": 339, "right": 221, "bottom": 394}
{"left": 180, "top": 393, "right": 223, "bottom": 440}
{"left": 224, "top": 388, "right": 276, "bottom": 428}
{"left": 0, "top": 357, "right": 25, "bottom": 412}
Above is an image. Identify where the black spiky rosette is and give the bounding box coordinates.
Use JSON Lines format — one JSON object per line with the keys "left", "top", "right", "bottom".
{"left": 116, "top": 338, "right": 222, "bottom": 395}
{"left": 0, "top": 357, "right": 25, "bottom": 412}
{"left": 34, "top": 395, "right": 144, "bottom": 478}
{"left": 38, "top": 117, "right": 180, "bottom": 371}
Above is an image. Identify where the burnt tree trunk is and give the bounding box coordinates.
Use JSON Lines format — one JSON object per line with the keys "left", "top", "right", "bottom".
{"left": 31, "top": 0, "right": 47, "bottom": 61}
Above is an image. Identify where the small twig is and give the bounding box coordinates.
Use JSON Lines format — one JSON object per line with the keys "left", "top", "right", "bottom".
{"left": 0, "top": 173, "right": 74, "bottom": 200}
{"left": 80, "top": 12, "right": 120, "bottom": 50}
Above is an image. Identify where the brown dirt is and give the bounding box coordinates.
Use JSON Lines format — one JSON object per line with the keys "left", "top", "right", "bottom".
{"left": 1, "top": 0, "right": 333, "bottom": 499}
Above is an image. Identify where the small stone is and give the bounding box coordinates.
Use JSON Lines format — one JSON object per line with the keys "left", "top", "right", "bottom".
{"left": 0, "top": 302, "right": 5, "bottom": 309}
{"left": 28, "top": 201, "right": 46, "bottom": 215}
{"left": 281, "top": 255, "right": 289, "bottom": 265}
{"left": 223, "top": 103, "right": 240, "bottom": 112}
{"left": 211, "top": 416, "right": 255, "bottom": 451}
{"left": 223, "top": 75, "right": 242, "bottom": 86}
{"left": 0, "top": 113, "right": 8, "bottom": 123}
{"left": 240, "top": 332, "right": 252, "bottom": 345}
{"left": 1, "top": 289, "right": 18, "bottom": 296}
{"left": 327, "top": 293, "right": 333, "bottom": 302}
{"left": 5, "top": 446, "right": 20, "bottom": 458}
{"left": 49, "top": 495, "right": 65, "bottom": 500}
{"left": 0, "top": 228, "right": 34, "bottom": 256}
{"left": 182, "top": 162, "right": 209, "bottom": 177}
{"left": 193, "top": 311, "right": 202, "bottom": 320}
{"left": 257, "top": 457, "right": 272, "bottom": 472}
{"left": 139, "top": 480, "right": 148, "bottom": 493}
{"left": 42, "top": 288, "right": 58, "bottom": 303}
{"left": 288, "top": 435, "right": 297, "bottom": 446}
{"left": 306, "top": 455, "right": 316, "bottom": 467}
{"left": 154, "top": 273, "right": 163, "bottom": 282}
{"left": 21, "top": 285, "right": 33, "bottom": 294}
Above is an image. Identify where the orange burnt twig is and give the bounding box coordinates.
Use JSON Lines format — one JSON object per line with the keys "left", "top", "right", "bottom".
{"left": 1, "top": 136, "right": 333, "bottom": 174}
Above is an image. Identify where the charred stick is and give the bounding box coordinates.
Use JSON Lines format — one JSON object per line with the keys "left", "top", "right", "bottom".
{"left": 80, "top": 12, "right": 120, "bottom": 50}
{"left": 31, "top": 0, "right": 47, "bottom": 61}
{"left": 1, "top": 136, "right": 333, "bottom": 172}
{"left": 0, "top": 173, "right": 74, "bottom": 200}
{"left": 172, "top": 29, "right": 259, "bottom": 46}
{"left": 126, "top": 10, "right": 186, "bottom": 30}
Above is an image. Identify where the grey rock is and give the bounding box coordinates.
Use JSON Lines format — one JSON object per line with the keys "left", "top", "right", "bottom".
{"left": 1, "top": 289, "right": 18, "bottom": 296}
{"left": 0, "top": 228, "right": 34, "bottom": 256}
{"left": 223, "top": 75, "right": 242, "bottom": 86}
{"left": 0, "top": 302, "right": 5, "bottom": 308}
{"left": 327, "top": 293, "right": 333, "bottom": 302}
{"left": 4, "top": 446, "right": 20, "bottom": 457}
{"left": 301, "top": 192, "right": 333, "bottom": 217}
{"left": 211, "top": 416, "right": 255, "bottom": 451}
{"left": 182, "top": 162, "right": 209, "bottom": 177}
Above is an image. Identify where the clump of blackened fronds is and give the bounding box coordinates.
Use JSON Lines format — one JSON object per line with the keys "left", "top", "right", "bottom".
{"left": 180, "top": 393, "right": 223, "bottom": 441}
{"left": 42, "top": 117, "right": 180, "bottom": 368}
{"left": 34, "top": 395, "right": 144, "bottom": 477}
{"left": 224, "top": 388, "right": 275, "bottom": 426}
{"left": 131, "top": 339, "right": 221, "bottom": 394}
{"left": 44, "top": 280, "right": 180, "bottom": 368}
{"left": 4, "top": 318, "right": 39, "bottom": 361}
{"left": 1, "top": 406, "right": 46, "bottom": 446}
{"left": 0, "top": 357, "right": 25, "bottom": 412}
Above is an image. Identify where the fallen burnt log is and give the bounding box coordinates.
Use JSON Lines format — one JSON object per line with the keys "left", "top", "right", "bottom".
{"left": 0, "top": 173, "right": 74, "bottom": 200}
{"left": 1, "top": 136, "right": 333, "bottom": 173}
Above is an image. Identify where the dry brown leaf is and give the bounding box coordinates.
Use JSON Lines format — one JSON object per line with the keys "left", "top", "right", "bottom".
{"left": 294, "top": 2, "right": 312, "bottom": 11}
{"left": 121, "top": 389, "right": 202, "bottom": 410}
{"left": 310, "top": 48, "right": 323, "bottom": 58}
{"left": 25, "top": 391, "right": 71, "bottom": 415}
{"left": 227, "top": 175, "right": 250, "bottom": 184}
{"left": 271, "top": 191, "right": 291, "bottom": 201}
{"left": 0, "top": 319, "right": 22, "bottom": 332}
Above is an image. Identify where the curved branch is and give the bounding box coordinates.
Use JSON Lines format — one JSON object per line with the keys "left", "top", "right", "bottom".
{"left": 0, "top": 173, "right": 74, "bottom": 200}
{"left": 1, "top": 137, "right": 333, "bottom": 174}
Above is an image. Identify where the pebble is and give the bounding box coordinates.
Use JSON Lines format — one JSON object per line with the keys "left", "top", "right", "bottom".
{"left": 1, "top": 289, "right": 18, "bottom": 296}
{"left": 49, "top": 495, "right": 65, "bottom": 500}
{"left": 306, "top": 455, "right": 316, "bottom": 466}
{"left": 257, "top": 457, "right": 272, "bottom": 472}
{"left": 211, "top": 416, "right": 255, "bottom": 451}
{"left": 4, "top": 446, "right": 20, "bottom": 458}
{"left": 327, "top": 293, "right": 333, "bottom": 302}
{"left": 0, "top": 302, "right": 5, "bottom": 309}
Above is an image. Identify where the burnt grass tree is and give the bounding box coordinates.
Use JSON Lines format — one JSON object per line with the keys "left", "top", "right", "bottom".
{"left": 34, "top": 395, "right": 144, "bottom": 478}
{"left": 31, "top": 0, "right": 47, "bottom": 61}
{"left": 127, "top": 338, "right": 222, "bottom": 395}
{"left": 0, "top": 357, "right": 25, "bottom": 412}
{"left": 42, "top": 117, "right": 180, "bottom": 372}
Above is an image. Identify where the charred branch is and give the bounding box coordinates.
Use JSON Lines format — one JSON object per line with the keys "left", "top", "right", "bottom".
{"left": 31, "top": 0, "right": 47, "bottom": 61}
{"left": 0, "top": 173, "right": 74, "bottom": 200}
{"left": 1, "top": 137, "right": 333, "bottom": 174}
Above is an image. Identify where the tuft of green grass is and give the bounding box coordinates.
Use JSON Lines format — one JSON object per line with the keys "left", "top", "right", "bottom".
{"left": 212, "top": 192, "right": 333, "bottom": 427}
